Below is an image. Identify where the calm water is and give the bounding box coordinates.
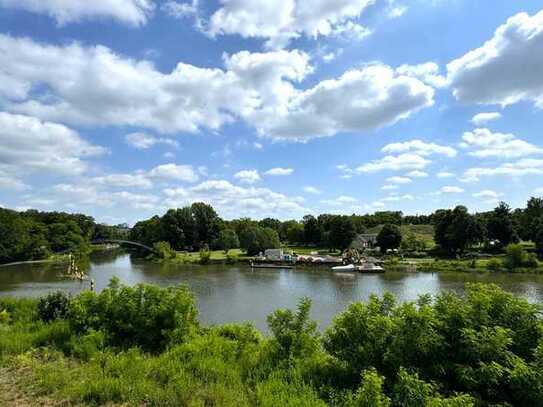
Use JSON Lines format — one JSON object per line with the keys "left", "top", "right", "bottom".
{"left": 1, "top": 250, "right": 543, "bottom": 331}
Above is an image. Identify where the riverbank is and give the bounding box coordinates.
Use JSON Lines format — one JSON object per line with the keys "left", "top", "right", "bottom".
{"left": 0, "top": 282, "right": 541, "bottom": 406}
{"left": 0, "top": 253, "right": 70, "bottom": 268}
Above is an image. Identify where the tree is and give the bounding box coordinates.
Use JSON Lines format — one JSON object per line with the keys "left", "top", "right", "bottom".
{"left": 160, "top": 209, "right": 186, "bottom": 250}
{"left": 191, "top": 202, "right": 222, "bottom": 249}
{"left": 520, "top": 197, "right": 543, "bottom": 241}
{"left": 328, "top": 216, "right": 356, "bottom": 250}
{"left": 285, "top": 222, "right": 304, "bottom": 244}
{"left": 376, "top": 224, "right": 402, "bottom": 253}
{"left": 239, "top": 226, "right": 280, "bottom": 256}
{"left": 400, "top": 232, "right": 426, "bottom": 252}
{"left": 303, "top": 215, "right": 322, "bottom": 246}
{"left": 216, "top": 229, "right": 239, "bottom": 253}
{"left": 434, "top": 206, "right": 485, "bottom": 255}
{"left": 534, "top": 216, "right": 543, "bottom": 258}
{"left": 486, "top": 202, "right": 518, "bottom": 247}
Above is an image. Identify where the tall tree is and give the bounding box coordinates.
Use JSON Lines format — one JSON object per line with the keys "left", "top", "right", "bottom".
{"left": 434, "top": 206, "right": 484, "bottom": 255}
{"left": 328, "top": 216, "right": 356, "bottom": 251}
{"left": 303, "top": 215, "right": 322, "bottom": 246}
{"left": 486, "top": 202, "right": 518, "bottom": 247}
{"left": 377, "top": 224, "right": 402, "bottom": 253}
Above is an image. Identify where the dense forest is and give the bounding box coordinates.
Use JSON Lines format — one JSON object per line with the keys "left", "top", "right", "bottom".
{"left": 0, "top": 208, "right": 129, "bottom": 264}
{"left": 1, "top": 281, "right": 541, "bottom": 405}
{"left": 3, "top": 196, "right": 543, "bottom": 263}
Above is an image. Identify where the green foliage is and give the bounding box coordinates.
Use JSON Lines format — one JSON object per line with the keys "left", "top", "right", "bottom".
{"left": 486, "top": 258, "right": 502, "bottom": 271}
{"left": 485, "top": 202, "right": 518, "bottom": 247}
{"left": 240, "top": 226, "right": 281, "bottom": 256}
{"left": 377, "top": 224, "right": 402, "bottom": 253}
{"left": 1, "top": 283, "right": 542, "bottom": 406}
{"left": 327, "top": 215, "right": 356, "bottom": 250}
{"left": 199, "top": 246, "right": 211, "bottom": 264}
{"left": 67, "top": 279, "right": 198, "bottom": 351}
{"left": 400, "top": 231, "right": 427, "bottom": 252}
{"left": 267, "top": 297, "right": 319, "bottom": 362}
{"left": 344, "top": 369, "right": 390, "bottom": 407}
{"left": 434, "top": 206, "right": 485, "bottom": 256}
{"left": 217, "top": 228, "right": 240, "bottom": 253}
{"left": 152, "top": 241, "right": 176, "bottom": 259}
{"left": 503, "top": 243, "right": 538, "bottom": 270}
{"left": 37, "top": 291, "right": 70, "bottom": 323}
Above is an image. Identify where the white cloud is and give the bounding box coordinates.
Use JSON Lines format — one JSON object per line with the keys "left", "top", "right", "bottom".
{"left": 0, "top": 169, "right": 29, "bottom": 191}
{"left": 447, "top": 9, "right": 543, "bottom": 108}
{"left": 162, "top": 0, "right": 198, "bottom": 19}
{"left": 234, "top": 169, "right": 261, "bottom": 184}
{"left": 407, "top": 170, "right": 428, "bottom": 178}
{"left": 0, "top": 112, "right": 106, "bottom": 178}
{"left": 472, "top": 189, "right": 503, "bottom": 200}
{"left": 303, "top": 186, "right": 322, "bottom": 194}
{"left": 461, "top": 128, "right": 543, "bottom": 159}
{"left": 255, "top": 63, "right": 435, "bottom": 141}
{"left": 125, "top": 132, "right": 179, "bottom": 150}
{"left": 264, "top": 167, "right": 294, "bottom": 176}
{"left": 91, "top": 173, "right": 152, "bottom": 189}
{"left": 462, "top": 158, "right": 543, "bottom": 182}
{"left": 436, "top": 171, "right": 454, "bottom": 178}
{"left": 356, "top": 153, "right": 431, "bottom": 173}
{"left": 387, "top": 5, "right": 407, "bottom": 18}
{"left": 169, "top": 179, "right": 307, "bottom": 218}
{"left": 440, "top": 186, "right": 464, "bottom": 194}
{"left": 470, "top": 112, "right": 501, "bottom": 126}
{"left": 0, "top": 35, "right": 434, "bottom": 142}
{"left": 381, "top": 193, "right": 414, "bottom": 202}
{"left": 148, "top": 164, "right": 199, "bottom": 182}
{"left": 396, "top": 62, "right": 447, "bottom": 87}
{"left": 0, "top": 0, "right": 154, "bottom": 26}
{"left": 207, "top": 0, "right": 375, "bottom": 48}
{"left": 382, "top": 139, "right": 457, "bottom": 157}
{"left": 386, "top": 176, "right": 412, "bottom": 184}
{"left": 381, "top": 184, "right": 399, "bottom": 190}
{"left": 322, "top": 195, "right": 358, "bottom": 206}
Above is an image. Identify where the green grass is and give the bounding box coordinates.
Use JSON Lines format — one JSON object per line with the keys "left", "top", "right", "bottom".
{"left": 169, "top": 249, "right": 252, "bottom": 264}
{"left": 367, "top": 224, "right": 435, "bottom": 248}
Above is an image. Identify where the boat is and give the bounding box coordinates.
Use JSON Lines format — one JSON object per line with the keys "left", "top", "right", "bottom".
{"left": 331, "top": 263, "right": 385, "bottom": 273}
{"left": 250, "top": 262, "right": 294, "bottom": 269}
{"left": 331, "top": 264, "right": 356, "bottom": 271}
{"left": 357, "top": 262, "right": 385, "bottom": 273}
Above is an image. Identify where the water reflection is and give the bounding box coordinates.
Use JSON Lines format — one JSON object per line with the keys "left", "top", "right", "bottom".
{"left": 1, "top": 250, "right": 543, "bottom": 331}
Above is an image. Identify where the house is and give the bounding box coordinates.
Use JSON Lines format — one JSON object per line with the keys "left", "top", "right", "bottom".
{"left": 350, "top": 233, "right": 378, "bottom": 250}
{"left": 264, "top": 248, "right": 294, "bottom": 261}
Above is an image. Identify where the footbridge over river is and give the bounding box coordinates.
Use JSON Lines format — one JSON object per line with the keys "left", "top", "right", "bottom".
{"left": 92, "top": 239, "right": 156, "bottom": 253}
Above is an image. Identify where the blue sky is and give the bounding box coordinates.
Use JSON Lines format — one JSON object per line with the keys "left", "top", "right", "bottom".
{"left": 1, "top": 0, "right": 543, "bottom": 225}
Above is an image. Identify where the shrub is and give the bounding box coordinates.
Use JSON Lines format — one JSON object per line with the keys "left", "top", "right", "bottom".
{"left": 152, "top": 241, "right": 176, "bottom": 260}
{"left": 68, "top": 278, "right": 198, "bottom": 352}
{"left": 486, "top": 258, "right": 502, "bottom": 271}
{"left": 37, "top": 291, "right": 70, "bottom": 322}
{"left": 199, "top": 247, "right": 211, "bottom": 264}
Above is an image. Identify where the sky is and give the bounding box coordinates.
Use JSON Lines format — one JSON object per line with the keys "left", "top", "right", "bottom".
{"left": 1, "top": 0, "right": 543, "bottom": 225}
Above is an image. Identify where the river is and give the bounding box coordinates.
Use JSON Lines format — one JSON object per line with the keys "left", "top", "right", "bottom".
{"left": 1, "top": 250, "right": 543, "bottom": 331}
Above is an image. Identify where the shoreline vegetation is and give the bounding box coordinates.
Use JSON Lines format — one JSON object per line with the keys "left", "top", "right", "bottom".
{"left": 0, "top": 280, "right": 542, "bottom": 406}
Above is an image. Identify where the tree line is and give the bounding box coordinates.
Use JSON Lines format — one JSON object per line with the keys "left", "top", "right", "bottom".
{"left": 0, "top": 208, "right": 128, "bottom": 264}
{"left": 3, "top": 196, "right": 543, "bottom": 263}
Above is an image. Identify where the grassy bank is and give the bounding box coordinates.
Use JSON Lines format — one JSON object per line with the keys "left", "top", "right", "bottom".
{"left": 1, "top": 281, "right": 542, "bottom": 406}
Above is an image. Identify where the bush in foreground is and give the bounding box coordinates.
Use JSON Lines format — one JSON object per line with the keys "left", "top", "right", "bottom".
{"left": 1, "top": 282, "right": 542, "bottom": 406}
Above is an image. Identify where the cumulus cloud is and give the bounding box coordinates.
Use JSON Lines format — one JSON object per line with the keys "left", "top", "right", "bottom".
{"left": 440, "top": 186, "right": 464, "bottom": 194}
{"left": 147, "top": 164, "right": 199, "bottom": 182}
{"left": 407, "top": 170, "right": 428, "bottom": 178}
{"left": 91, "top": 173, "right": 153, "bottom": 189}
{"left": 462, "top": 159, "right": 543, "bottom": 182}
{"left": 234, "top": 169, "right": 261, "bottom": 184}
{"left": 0, "top": 0, "right": 154, "bottom": 26}
{"left": 472, "top": 189, "right": 503, "bottom": 201}
{"left": 382, "top": 139, "right": 457, "bottom": 157}
{"left": 165, "top": 179, "right": 307, "bottom": 218}
{"left": 0, "top": 35, "right": 434, "bottom": 142}
{"left": 303, "top": 186, "right": 322, "bottom": 194}
{"left": 264, "top": 167, "right": 294, "bottom": 176}
{"left": 470, "top": 112, "right": 501, "bottom": 126}
{"left": 355, "top": 153, "right": 431, "bottom": 173}
{"left": 255, "top": 63, "right": 435, "bottom": 141}
{"left": 460, "top": 128, "right": 543, "bottom": 159}
{"left": 386, "top": 176, "right": 412, "bottom": 184}
{"left": 0, "top": 112, "right": 105, "bottom": 178}
{"left": 447, "top": 9, "right": 543, "bottom": 108}
{"left": 436, "top": 171, "right": 455, "bottom": 178}
{"left": 125, "top": 132, "right": 179, "bottom": 150}
{"left": 321, "top": 195, "right": 358, "bottom": 206}
{"left": 207, "top": 0, "right": 375, "bottom": 48}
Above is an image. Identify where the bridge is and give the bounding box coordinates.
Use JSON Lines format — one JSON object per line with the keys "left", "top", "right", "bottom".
{"left": 91, "top": 239, "right": 155, "bottom": 253}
